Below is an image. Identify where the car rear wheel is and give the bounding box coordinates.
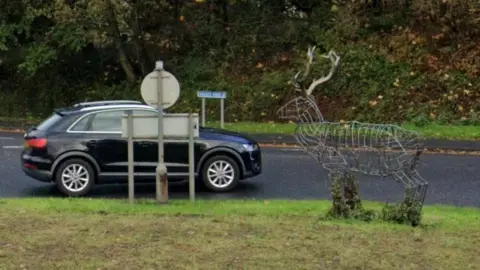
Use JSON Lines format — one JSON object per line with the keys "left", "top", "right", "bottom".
{"left": 201, "top": 155, "right": 240, "bottom": 192}
{"left": 54, "top": 158, "right": 95, "bottom": 197}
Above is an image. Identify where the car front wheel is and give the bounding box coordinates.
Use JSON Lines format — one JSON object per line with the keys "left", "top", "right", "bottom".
{"left": 201, "top": 155, "right": 240, "bottom": 192}
{"left": 54, "top": 158, "right": 95, "bottom": 197}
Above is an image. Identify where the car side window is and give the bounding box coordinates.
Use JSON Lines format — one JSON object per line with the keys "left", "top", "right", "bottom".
{"left": 89, "top": 110, "right": 126, "bottom": 132}
{"left": 69, "top": 115, "right": 92, "bottom": 131}
{"left": 69, "top": 109, "right": 158, "bottom": 132}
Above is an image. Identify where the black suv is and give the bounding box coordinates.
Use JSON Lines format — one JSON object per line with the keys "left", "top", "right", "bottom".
{"left": 21, "top": 100, "right": 262, "bottom": 196}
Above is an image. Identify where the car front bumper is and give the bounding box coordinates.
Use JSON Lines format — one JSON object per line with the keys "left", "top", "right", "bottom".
{"left": 241, "top": 149, "right": 262, "bottom": 179}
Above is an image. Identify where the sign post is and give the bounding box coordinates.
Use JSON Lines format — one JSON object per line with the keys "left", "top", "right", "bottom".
{"left": 197, "top": 90, "right": 227, "bottom": 128}
{"left": 201, "top": 97, "right": 205, "bottom": 126}
{"left": 140, "top": 61, "right": 180, "bottom": 204}
{"left": 127, "top": 110, "right": 134, "bottom": 204}
{"left": 188, "top": 113, "right": 195, "bottom": 202}
{"left": 155, "top": 62, "right": 168, "bottom": 203}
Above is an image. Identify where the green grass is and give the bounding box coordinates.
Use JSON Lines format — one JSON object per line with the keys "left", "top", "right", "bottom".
{"left": 205, "top": 121, "right": 480, "bottom": 140}
{"left": 0, "top": 116, "right": 479, "bottom": 140}
{"left": 1, "top": 198, "right": 480, "bottom": 269}
{"left": 1, "top": 198, "right": 480, "bottom": 229}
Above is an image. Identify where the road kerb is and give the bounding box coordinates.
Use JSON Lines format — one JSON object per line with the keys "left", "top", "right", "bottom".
{"left": 257, "top": 143, "right": 480, "bottom": 156}
{"left": 0, "top": 128, "right": 24, "bottom": 133}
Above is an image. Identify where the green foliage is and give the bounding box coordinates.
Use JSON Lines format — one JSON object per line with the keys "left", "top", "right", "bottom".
{"left": 0, "top": 22, "right": 15, "bottom": 51}
{"left": 17, "top": 43, "right": 57, "bottom": 75}
{"left": 50, "top": 23, "right": 88, "bottom": 52}
{"left": 0, "top": 0, "right": 478, "bottom": 124}
{"left": 324, "top": 172, "right": 376, "bottom": 222}
{"left": 381, "top": 195, "right": 423, "bottom": 227}
{"left": 322, "top": 171, "right": 425, "bottom": 227}
{"left": 411, "top": 114, "right": 430, "bottom": 127}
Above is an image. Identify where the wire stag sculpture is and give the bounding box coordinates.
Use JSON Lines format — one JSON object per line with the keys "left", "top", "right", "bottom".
{"left": 277, "top": 46, "right": 429, "bottom": 213}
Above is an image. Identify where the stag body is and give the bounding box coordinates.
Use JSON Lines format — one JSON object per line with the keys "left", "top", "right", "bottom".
{"left": 277, "top": 46, "right": 428, "bottom": 206}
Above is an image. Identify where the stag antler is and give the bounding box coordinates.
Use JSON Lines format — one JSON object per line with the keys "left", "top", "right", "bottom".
{"left": 291, "top": 46, "right": 341, "bottom": 97}
{"left": 291, "top": 45, "right": 316, "bottom": 92}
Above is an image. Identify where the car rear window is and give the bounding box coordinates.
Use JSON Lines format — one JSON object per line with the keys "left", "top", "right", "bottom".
{"left": 36, "top": 112, "right": 63, "bottom": 130}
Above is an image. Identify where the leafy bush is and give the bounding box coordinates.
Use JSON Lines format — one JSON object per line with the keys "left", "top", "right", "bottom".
{"left": 0, "top": 0, "right": 478, "bottom": 125}
{"left": 324, "top": 172, "right": 376, "bottom": 222}
{"left": 381, "top": 196, "right": 423, "bottom": 227}
{"left": 321, "top": 171, "right": 425, "bottom": 227}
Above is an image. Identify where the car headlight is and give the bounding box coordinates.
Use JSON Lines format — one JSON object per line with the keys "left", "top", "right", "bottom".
{"left": 242, "top": 143, "right": 258, "bottom": 152}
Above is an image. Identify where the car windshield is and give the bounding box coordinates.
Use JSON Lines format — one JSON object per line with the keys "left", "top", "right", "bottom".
{"left": 36, "top": 113, "right": 63, "bottom": 130}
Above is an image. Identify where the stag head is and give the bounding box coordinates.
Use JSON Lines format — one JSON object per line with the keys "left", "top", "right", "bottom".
{"left": 277, "top": 46, "right": 341, "bottom": 123}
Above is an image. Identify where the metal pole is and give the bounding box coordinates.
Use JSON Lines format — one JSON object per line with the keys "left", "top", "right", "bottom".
{"left": 188, "top": 113, "right": 195, "bottom": 203}
{"left": 127, "top": 110, "right": 134, "bottom": 204}
{"left": 155, "top": 61, "right": 168, "bottom": 204}
{"left": 201, "top": 97, "right": 205, "bottom": 126}
{"left": 220, "top": 98, "right": 224, "bottom": 129}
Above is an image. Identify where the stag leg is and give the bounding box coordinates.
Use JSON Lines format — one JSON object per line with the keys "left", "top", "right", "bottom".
{"left": 392, "top": 170, "right": 427, "bottom": 226}
{"left": 392, "top": 171, "right": 415, "bottom": 200}
{"left": 406, "top": 169, "right": 429, "bottom": 208}
{"left": 342, "top": 170, "right": 362, "bottom": 212}
{"left": 323, "top": 149, "right": 351, "bottom": 200}
{"left": 324, "top": 155, "right": 363, "bottom": 217}
{"left": 325, "top": 166, "right": 367, "bottom": 220}
{"left": 326, "top": 167, "right": 349, "bottom": 217}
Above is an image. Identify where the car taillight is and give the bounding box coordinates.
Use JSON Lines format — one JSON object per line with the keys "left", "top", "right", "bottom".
{"left": 23, "top": 163, "right": 37, "bottom": 169}
{"left": 25, "top": 138, "right": 47, "bottom": 149}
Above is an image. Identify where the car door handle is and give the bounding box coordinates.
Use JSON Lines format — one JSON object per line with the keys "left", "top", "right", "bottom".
{"left": 88, "top": 140, "right": 97, "bottom": 146}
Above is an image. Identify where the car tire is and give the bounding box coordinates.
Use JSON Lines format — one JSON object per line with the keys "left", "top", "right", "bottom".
{"left": 201, "top": 155, "right": 240, "bottom": 192}
{"left": 54, "top": 158, "right": 96, "bottom": 197}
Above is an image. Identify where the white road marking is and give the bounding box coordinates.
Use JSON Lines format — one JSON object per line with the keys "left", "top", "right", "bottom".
{"left": 2, "top": 145, "right": 24, "bottom": 149}
{"left": 278, "top": 148, "right": 303, "bottom": 152}
{"left": 0, "top": 137, "right": 14, "bottom": 140}
{"left": 263, "top": 147, "right": 303, "bottom": 152}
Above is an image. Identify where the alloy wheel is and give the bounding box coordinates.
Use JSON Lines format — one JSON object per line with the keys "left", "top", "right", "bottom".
{"left": 206, "top": 160, "right": 235, "bottom": 188}
{"left": 61, "top": 164, "right": 90, "bottom": 192}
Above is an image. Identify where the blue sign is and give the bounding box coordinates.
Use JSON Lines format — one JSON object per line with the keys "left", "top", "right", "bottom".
{"left": 197, "top": 90, "right": 227, "bottom": 99}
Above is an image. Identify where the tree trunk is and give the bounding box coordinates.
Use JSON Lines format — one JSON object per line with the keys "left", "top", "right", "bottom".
{"left": 105, "top": 0, "right": 136, "bottom": 83}
{"left": 130, "top": 3, "right": 151, "bottom": 75}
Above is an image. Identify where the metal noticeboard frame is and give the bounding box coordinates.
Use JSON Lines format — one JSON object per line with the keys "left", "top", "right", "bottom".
{"left": 121, "top": 113, "right": 200, "bottom": 139}
{"left": 197, "top": 90, "right": 227, "bottom": 129}
{"left": 122, "top": 112, "right": 199, "bottom": 204}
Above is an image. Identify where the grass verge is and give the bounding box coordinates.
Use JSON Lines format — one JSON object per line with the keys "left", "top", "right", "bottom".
{"left": 205, "top": 121, "right": 480, "bottom": 140}
{"left": 1, "top": 198, "right": 480, "bottom": 269}
{"left": 0, "top": 117, "right": 479, "bottom": 140}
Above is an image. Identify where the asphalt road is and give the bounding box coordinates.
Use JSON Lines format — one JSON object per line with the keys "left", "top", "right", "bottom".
{"left": 1, "top": 132, "right": 479, "bottom": 207}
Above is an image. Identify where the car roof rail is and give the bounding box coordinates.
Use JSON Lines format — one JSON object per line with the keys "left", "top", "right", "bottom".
{"left": 73, "top": 100, "right": 142, "bottom": 107}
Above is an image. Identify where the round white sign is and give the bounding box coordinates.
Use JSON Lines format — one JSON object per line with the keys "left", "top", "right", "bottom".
{"left": 140, "top": 70, "right": 180, "bottom": 109}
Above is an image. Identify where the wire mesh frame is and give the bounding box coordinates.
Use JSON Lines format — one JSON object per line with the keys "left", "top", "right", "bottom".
{"left": 277, "top": 94, "right": 429, "bottom": 210}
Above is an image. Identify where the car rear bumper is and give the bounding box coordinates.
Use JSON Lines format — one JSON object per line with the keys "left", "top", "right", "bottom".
{"left": 21, "top": 167, "right": 52, "bottom": 182}
{"left": 21, "top": 151, "right": 53, "bottom": 182}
